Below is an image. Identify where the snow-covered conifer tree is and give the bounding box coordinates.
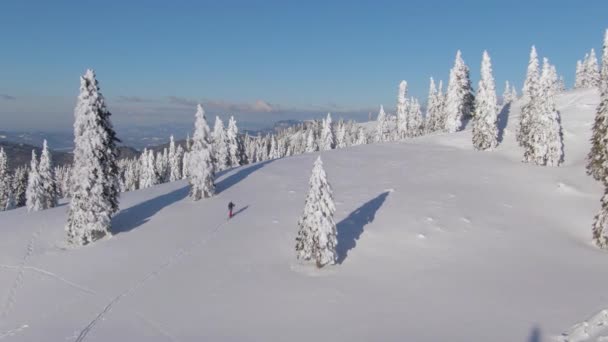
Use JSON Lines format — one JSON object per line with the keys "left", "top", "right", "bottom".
{"left": 295, "top": 156, "right": 337, "bottom": 267}
{"left": 26, "top": 150, "right": 44, "bottom": 212}
{"left": 139, "top": 149, "right": 157, "bottom": 188}
{"left": 593, "top": 191, "right": 608, "bottom": 248}
{"left": 375, "top": 105, "right": 390, "bottom": 142}
{"left": 11, "top": 166, "right": 28, "bottom": 208}
{"left": 601, "top": 29, "right": 608, "bottom": 82}
{"left": 407, "top": 98, "right": 424, "bottom": 137}
{"left": 355, "top": 127, "right": 368, "bottom": 145}
{"left": 586, "top": 48, "right": 601, "bottom": 88}
{"left": 518, "top": 46, "right": 541, "bottom": 147}
{"left": 523, "top": 46, "right": 540, "bottom": 99}
{"left": 212, "top": 116, "right": 229, "bottom": 171}
{"left": 320, "top": 113, "right": 334, "bottom": 150}
{"left": 66, "top": 70, "right": 120, "bottom": 245}
{"left": 523, "top": 58, "right": 564, "bottom": 166}
{"left": 0, "top": 148, "right": 10, "bottom": 211}
{"left": 575, "top": 60, "right": 584, "bottom": 89}
{"left": 444, "top": 50, "right": 474, "bottom": 132}
{"left": 396, "top": 80, "right": 409, "bottom": 139}
{"left": 335, "top": 121, "right": 347, "bottom": 148}
{"left": 39, "top": 140, "right": 58, "bottom": 208}
{"left": 187, "top": 104, "right": 215, "bottom": 200}
{"left": 169, "top": 135, "right": 182, "bottom": 181}
{"left": 587, "top": 49, "right": 608, "bottom": 182}
{"left": 124, "top": 159, "right": 139, "bottom": 191}
{"left": 305, "top": 129, "right": 317, "bottom": 153}
{"left": 503, "top": 81, "right": 514, "bottom": 104}
{"left": 472, "top": 51, "right": 498, "bottom": 151}
{"left": 227, "top": 116, "right": 246, "bottom": 166}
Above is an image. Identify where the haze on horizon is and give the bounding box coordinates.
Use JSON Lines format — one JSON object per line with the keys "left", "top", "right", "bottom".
{"left": 0, "top": 0, "right": 606, "bottom": 132}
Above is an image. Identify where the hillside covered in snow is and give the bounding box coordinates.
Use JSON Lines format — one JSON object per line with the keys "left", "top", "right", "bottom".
{"left": 1, "top": 89, "right": 607, "bottom": 341}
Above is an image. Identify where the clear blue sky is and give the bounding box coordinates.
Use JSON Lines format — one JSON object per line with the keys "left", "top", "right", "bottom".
{"left": 1, "top": 0, "right": 607, "bottom": 131}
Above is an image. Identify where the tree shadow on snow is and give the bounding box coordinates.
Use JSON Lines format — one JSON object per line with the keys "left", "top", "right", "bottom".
{"left": 111, "top": 185, "right": 189, "bottom": 234}
{"left": 497, "top": 103, "right": 511, "bottom": 143}
{"left": 336, "top": 191, "right": 390, "bottom": 264}
{"left": 216, "top": 160, "right": 273, "bottom": 194}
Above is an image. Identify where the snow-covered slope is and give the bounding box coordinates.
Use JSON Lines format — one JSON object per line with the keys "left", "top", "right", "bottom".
{"left": 0, "top": 89, "right": 606, "bottom": 342}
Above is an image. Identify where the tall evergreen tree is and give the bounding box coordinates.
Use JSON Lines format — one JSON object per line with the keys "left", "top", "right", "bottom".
{"left": 227, "top": 116, "right": 246, "bottom": 167}
{"left": 503, "top": 81, "right": 514, "bottom": 104}
{"left": 523, "top": 58, "right": 564, "bottom": 166}
{"left": 11, "top": 166, "right": 28, "bottom": 208}
{"left": 39, "top": 140, "right": 58, "bottom": 209}
{"left": 355, "top": 127, "right": 368, "bottom": 145}
{"left": 0, "top": 148, "right": 10, "bottom": 211}
{"left": 320, "top": 113, "right": 334, "bottom": 150}
{"left": 295, "top": 156, "right": 337, "bottom": 268}
{"left": 575, "top": 60, "right": 584, "bottom": 89}
{"left": 375, "top": 105, "right": 390, "bottom": 142}
{"left": 169, "top": 135, "right": 182, "bottom": 181}
{"left": 26, "top": 150, "right": 44, "bottom": 212}
{"left": 472, "top": 51, "right": 499, "bottom": 151}
{"left": 444, "top": 50, "right": 474, "bottom": 132}
{"left": 408, "top": 98, "right": 424, "bottom": 137}
{"left": 187, "top": 104, "right": 215, "bottom": 200}
{"left": 396, "top": 80, "right": 409, "bottom": 139}
{"left": 425, "top": 77, "right": 442, "bottom": 133}
{"left": 139, "top": 149, "right": 158, "bottom": 188}
{"left": 66, "top": 69, "right": 120, "bottom": 245}
{"left": 305, "top": 129, "right": 317, "bottom": 153}
{"left": 602, "top": 30, "right": 608, "bottom": 83}
{"left": 212, "top": 116, "right": 229, "bottom": 171}
{"left": 586, "top": 48, "right": 601, "bottom": 88}
{"left": 518, "top": 46, "right": 541, "bottom": 147}
{"left": 587, "top": 37, "right": 608, "bottom": 182}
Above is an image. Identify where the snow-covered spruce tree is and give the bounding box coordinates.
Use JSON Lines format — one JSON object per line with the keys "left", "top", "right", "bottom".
{"left": 305, "top": 129, "right": 317, "bottom": 153}
{"left": 518, "top": 46, "right": 541, "bottom": 147}
{"left": 187, "top": 104, "right": 215, "bottom": 200}
{"left": 186, "top": 133, "right": 192, "bottom": 151}
{"left": 523, "top": 46, "right": 541, "bottom": 99}
{"left": 11, "top": 166, "right": 28, "bottom": 208}
{"left": 320, "top": 113, "right": 334, "bottom": 150}
{"left": 295, "top": 156, "right": 338, "bottom": 268}
{"left": 592, "top": 191, "right": 608, "bottom": 248}
{"left": 586, "top": 48, "right": 601, "bottom": 88}
{"left": 0, "top": 148, "right": 10, "bottom": 211}
{"left": 575, "top": 60, "right": 584, "bottom": 89}
{"left": 66, "top": 69, "right": 120, "bottom": 245}
{"left": 138, "top": 149, "right": 157, "bottom": 188}
{"left": 39, "top": 140, "right": 58, "bottom": 209}
{"left": 472, "top": 51, "right": 499, "bottom": 151}
{"left": 335, "top": 120, "right": 347, "bottom": 149}
{"left": 587, "top": 62, "right": 608, "bottom": 182}
{"left": 602, "top": 29, "right": 608, "bottom": 82}
{"left": 227, "top": 116, "right": 246, "bottom": 167}
{"left": 407, "top": 98, "right": 424, "bottom": 137}
{"left": 503, "top": 81, "right": 514, "bottom": 104}
{"left": 444, "top": 50, "right": 474, "bottom": 133}
{"left": 510, "top": 84, "right": 518, "bottom": 102}
{"left": 355, "top": 126, "right": 368, "bottom": 145}
{"left": 156, "top": 148, "right": 168, "bottom": 183}
{"left": 169, "top": 135, "right": 182, "bottom": 181}
{"left": 396, "top": 80, "right": 409, "bottom": 139}
{"left": 523, "top": 58, "right": 564, "bottom": 166}
{"left": 26, "top": 150, "right": 44, "bottom": 211}
{"left": 212, "top": 116, "right": 229, "bottom": 171}
{"left": 375, "top": 105, "right": 391, "bottom": 142}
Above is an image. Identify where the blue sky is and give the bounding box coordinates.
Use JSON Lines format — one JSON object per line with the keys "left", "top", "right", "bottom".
{"left": 0, "top": 0, "right": 607, "bottom": 131}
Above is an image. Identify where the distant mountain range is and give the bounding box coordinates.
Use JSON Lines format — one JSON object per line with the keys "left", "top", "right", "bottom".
{"left": 0, "top": 119, "right": 306, "bottom": 171}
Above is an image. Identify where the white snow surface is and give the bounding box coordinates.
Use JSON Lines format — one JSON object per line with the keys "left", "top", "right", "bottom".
{"left": 0, "top": 89, "right": 607, "bottom": 341}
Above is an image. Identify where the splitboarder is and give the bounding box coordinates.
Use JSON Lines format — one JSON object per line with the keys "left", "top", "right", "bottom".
{"left": 228, "top": 201, "right": 235, "bottom": 219}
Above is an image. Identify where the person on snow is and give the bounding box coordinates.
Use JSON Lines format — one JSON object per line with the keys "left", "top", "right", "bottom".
{"left": 228, "top": 201, "right": 235, "bottom": 219}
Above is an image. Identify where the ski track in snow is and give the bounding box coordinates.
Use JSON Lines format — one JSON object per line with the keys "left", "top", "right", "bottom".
{"left": 0, "top": 324, "right": 29, "bottom": 340}
{"left": 1, "top": 227, "right": 41, "bottom": 318}
{"left": 74, "top": 218, "right": 229, "bottom": 342}
{"left": 0, "top": 264, "right": 96, "bottom": 295}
